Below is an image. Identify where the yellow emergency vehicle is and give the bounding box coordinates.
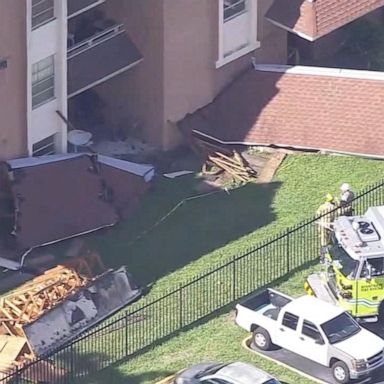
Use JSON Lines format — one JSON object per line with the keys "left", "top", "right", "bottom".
{"left": 305, "top": 206, "right": 384, "bottom": 320}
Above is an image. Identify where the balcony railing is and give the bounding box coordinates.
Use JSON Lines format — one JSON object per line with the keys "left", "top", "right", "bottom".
{"left": 68, "top": 23, "right": 125, "bottom": 59}
{"left": 67, "top": 0, "right": 106, "bottom": 19}
{"left": 67, "top": 23, "right": 143, "bottom": 97}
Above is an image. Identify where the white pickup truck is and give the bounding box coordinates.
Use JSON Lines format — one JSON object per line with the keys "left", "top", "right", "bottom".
{"left": 235, "top": 289, "right": 384, "bottom": 384}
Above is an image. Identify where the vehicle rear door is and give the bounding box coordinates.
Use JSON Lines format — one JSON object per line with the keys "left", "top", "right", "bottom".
{"left": 277, "top": 311, "right": 300, "bottom": 352}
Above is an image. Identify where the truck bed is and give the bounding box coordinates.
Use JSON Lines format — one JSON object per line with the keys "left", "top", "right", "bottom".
{"left": 240, "top": 289, "right": 292, "bottom": 312}
{"left": 235, "top": 289, "right": 292, "bottom": 331}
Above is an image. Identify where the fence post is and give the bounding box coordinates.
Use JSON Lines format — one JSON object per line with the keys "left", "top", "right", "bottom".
{"left": 232, "top": 257, "right": 236, "bottom": 301}
{"left": 179, "top": 285, "right": 183, "bottom": 329}
{"left": 286, "top": 229, "right": 290, "bottom": 273}
{"left": 70, "top": 343, "right": 75, "bottom": 382}
{"left": 125, "top": 313, "right": 129, "bottom": 357}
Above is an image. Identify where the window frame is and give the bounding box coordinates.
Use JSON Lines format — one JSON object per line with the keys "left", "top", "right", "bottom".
{"left": 361, "top": 258, "right": 384, "bottom": 278}
{"left": 216, "top": 0, "right": 260, "bottom": 68}
{"left": 223, "top": 0, "right": 247, "bottom": 22}
{"left": 302, "top": 320, "right": 323, "bottom": 342}
{"left": 32, "top": 134, "right": 56, "bottom": 157}
{"left": 32, "top": 55, "right": 55, "bottom": 109}
{"left": 31, "top": 0, "right": 55, "bottom": 30}
{"left": 282, "top": 312, "right": 299, "bottom": 330}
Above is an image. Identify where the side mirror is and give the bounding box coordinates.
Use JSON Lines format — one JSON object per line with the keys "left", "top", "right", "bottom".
{"left": 315, "top": 337, "right": 325, "bottom": 345}
{"left": 365, "top": 266, "right": 372, "bottom": 281}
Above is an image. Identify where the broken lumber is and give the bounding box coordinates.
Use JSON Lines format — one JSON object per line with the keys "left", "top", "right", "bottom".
{"left": 191, "top": 137, "right": 257, "bottom": 183}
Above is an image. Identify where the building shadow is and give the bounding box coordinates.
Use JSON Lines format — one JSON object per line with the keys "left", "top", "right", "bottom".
{"left": 48, "top": 349, "right": 172, "bottom": 384}
{"left": 88, "top": 178, "right": 281, "bottom": 285}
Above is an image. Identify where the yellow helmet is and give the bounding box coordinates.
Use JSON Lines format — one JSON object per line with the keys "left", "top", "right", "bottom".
{"left": 325, "top": 193, "right": 334, "bottom": 202}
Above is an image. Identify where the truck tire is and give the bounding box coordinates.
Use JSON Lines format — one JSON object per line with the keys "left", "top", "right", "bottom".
{"left": 332, "top": 361, "right": 350, "bottom": 384}
{"left": 252, "top": 327, "right": 272, "bottom": 351}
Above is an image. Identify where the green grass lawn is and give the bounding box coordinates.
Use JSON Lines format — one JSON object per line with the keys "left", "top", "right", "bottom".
{"left": 86, "top": 266, "right": 321, "bottom": 384}
{"left": 75, "top": 154, "right": 384, "bottom": 384}
{"left": 88, "top": 154, "right": 384, "bottom": 294}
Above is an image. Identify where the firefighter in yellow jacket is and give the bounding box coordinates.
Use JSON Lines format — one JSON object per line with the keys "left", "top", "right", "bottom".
{"left": 316, "top": 193, "right": 336, "bottom": 263}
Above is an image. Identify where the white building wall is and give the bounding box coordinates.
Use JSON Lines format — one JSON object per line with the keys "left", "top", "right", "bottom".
{"left": 26, "top": 0, "right": 68, "bottom": 155}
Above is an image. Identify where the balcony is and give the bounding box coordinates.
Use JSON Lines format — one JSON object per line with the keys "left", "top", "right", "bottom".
{"left": 67, "top": 0, "right": 106, "bottom": 19}
{"left": 67, "top": 23, "right": 143, "bottom": 98}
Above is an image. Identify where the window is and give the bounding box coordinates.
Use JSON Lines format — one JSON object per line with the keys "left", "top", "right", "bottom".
{"left": 302, "top": 320, "right": 322, "bottom": 341}
{"left": 201, "top": 380, "right": 232, "bottom": 384}
{"left": 217, "top": 0, "right": 259, "bottom": 68}
{"left": 329, "top": 240, "right": 359, "bottom": 279}
{"left": 361, "top": 258, "right": 384, "bottom": 278}
{"left": 32, "top": 56, "right": 55, "bottom": 108}
{"left": 321, "top": 313, "right": 361, "bottom": 344}
{"left": 32, "top": 135, "right": 56, "bottom": 156}
{"left": 224, "top": 0, "right": 246, "bottom": 21}
{"left": 32, "top": 0, "right": 54, "bottom": 29}
{"left": 282, "top": 312, "right": 299, "bottom": 330}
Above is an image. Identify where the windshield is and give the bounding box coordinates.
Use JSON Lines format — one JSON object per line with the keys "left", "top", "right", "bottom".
{"left": 195, "top": 363, "right": 227, "bottom": 378}
{"left": 321, "top": 313, "right": 361, "bottom": 344}
{"left": 329, "top": 240, "right": 358, "bottom": 279}
{"left": 264, "top": 380, "right": 281, "bottom": 384}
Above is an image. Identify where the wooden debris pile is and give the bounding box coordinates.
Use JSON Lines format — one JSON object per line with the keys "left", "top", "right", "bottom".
{"left": 0, "top": 266, "right": 88, "bottom": 379}
{"left": 0, "top": 266, "right": 87, "bottom": 336}
{"left": 194, "top": 138, "right": 257, "bottom": 183}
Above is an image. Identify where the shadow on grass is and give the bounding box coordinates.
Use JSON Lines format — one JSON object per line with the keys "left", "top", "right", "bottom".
{"left": 90, "top": 367, "right": 171, "bottom": 384}
{"left": 87, "top": 177, "right": 282, "bottom": 285}
{"left": 55, "top": 350, "right": 172, "bottom": 384}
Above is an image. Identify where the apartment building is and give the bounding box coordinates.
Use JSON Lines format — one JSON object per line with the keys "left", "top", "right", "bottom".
{"left": 0, "top": 0, "right": 27, "bottom": 160}
{"left": 0, "top": 0, "right": 66, "bottom": 159}
{"left": 0, "top": 0, "right": 288, "bottom": 160}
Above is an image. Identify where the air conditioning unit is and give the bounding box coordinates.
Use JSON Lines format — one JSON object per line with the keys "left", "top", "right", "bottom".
{"left": 355, "top": 221, "right": 380, "bottom": 242}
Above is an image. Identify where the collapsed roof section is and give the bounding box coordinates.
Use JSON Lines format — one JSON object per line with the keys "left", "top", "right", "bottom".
{"left": 178, "top": 64, "right": 384, "bottom": 158}
{"left": 0, "top": 154, "right": 154, "bottom": 256}
{"left": 266, "top": 0, "right": 384, "bottom": 41}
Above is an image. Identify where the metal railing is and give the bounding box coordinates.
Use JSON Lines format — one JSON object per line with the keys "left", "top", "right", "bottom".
{"left": 67, "top": 24, "right": 125, "bottom": 59}
{"left": 3, "top": 179, "right": 384, "bottom": 383}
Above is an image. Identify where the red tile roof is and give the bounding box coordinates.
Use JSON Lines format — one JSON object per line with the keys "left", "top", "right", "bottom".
{"left": 179, "top": 65, "right": 384, "bottom": 158}
{"left": 266, "top": 0, "right": 384, "bottom": 40}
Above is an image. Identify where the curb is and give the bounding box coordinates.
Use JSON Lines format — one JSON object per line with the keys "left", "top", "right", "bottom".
{"left": 241, "top": 336, "right": 327, "bottom": 384}
{"left": 155, "top": 374, "right": 176, "bottom": 384}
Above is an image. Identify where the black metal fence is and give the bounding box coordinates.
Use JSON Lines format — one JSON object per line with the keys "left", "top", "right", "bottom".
{"left": 4, "top": 179, "right": 384, "bottom": 384}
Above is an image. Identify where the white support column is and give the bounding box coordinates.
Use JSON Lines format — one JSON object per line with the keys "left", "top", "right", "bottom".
{"left": 55, "top": 0, "right": 68, "bottom": 153}
{"left": 217, "top": 0, "right": 224, "bottom": 65}
{"left": 27, "top": 0, "right": 68, "bottom": 155}
{"left": 26, "top": 0, "right": 33, "bottom": 155}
